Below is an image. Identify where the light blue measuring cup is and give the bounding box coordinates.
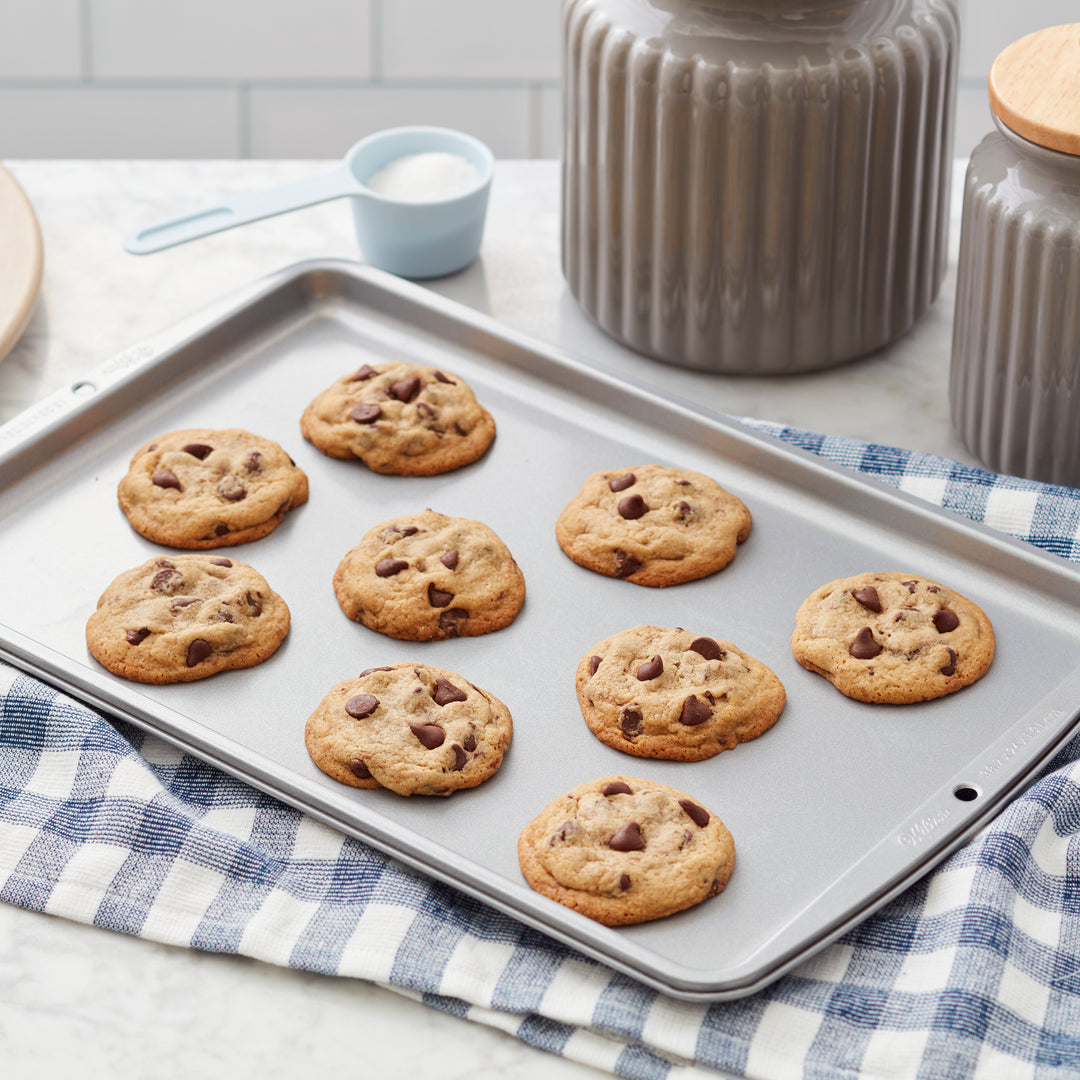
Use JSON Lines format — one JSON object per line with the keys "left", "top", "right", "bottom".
{"left": 123, "top": 126, "right": 495, "bottom": 279}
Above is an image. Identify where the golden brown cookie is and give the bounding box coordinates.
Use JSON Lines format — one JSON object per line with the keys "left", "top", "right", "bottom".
{"left": 117, "top": 427, "right": 308, "bottom": 549}
{"left": 333, "top": 509, "right": 526, "bottom": 641}
{"left": 517, "top": 776, "right": 735, "bottom": 925}
{"left": 304, "top": 662, "right": 513, "bottom": 796}
{"left": 85, "top": 554, "right": 290, "bottom": 683}
{"left": 555, "top": 465, "right": 751, "bottom": 587}
{"left": 300, "top": 361, "right": 495, "bottom": 475}
{"left": 790, "top": 571, "right": 995, "bottom": 703}
{"left": 576, "top": 625, "right": 785, "bottom": 760}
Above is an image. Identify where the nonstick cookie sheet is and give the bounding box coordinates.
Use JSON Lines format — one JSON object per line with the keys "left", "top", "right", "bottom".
{"left": 2, "top": 259, "right": 1079, "bottom": 1001}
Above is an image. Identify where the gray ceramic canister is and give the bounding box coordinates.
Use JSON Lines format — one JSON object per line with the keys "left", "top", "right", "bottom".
{"left": 950, "top": 24, "right": 1080, "bottom": 487}
{"left": 561, "top": 0, "right": 960, "bottom": 373}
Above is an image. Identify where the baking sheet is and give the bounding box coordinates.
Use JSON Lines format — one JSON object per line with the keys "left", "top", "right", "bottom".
{"left": 2, "top": 258, "right": 1079, "bottom": 1001}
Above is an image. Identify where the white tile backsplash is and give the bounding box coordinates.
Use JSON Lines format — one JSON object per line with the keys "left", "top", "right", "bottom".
{"left": 0, "top": 2, "right": 1071, "bottom": 159}
{"left": 0, "top": 0, "right": 82, "bottom": 79}
{"left": 0, "top": 87, "right": 240, "bottom": 157}
{"left": 248, "top": 85, "right": 533, "bottom": 159}
{"left": 88, "top": 0, "right": 374, "bottom": 80}
{"left": 958, "top": 0, "right": 1078, "bottom": 79}
{"left": 380, "top": 0, "right": 562, "bottom": 80}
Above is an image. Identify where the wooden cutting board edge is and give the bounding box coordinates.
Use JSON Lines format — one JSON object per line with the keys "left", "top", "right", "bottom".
{"left": 0, "top": 162, "right": 44, "bottom": 363}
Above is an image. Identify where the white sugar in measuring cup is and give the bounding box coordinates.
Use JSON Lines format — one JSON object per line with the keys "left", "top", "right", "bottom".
{"left": 123, "top": 126, "right": 495, "bottom": 279}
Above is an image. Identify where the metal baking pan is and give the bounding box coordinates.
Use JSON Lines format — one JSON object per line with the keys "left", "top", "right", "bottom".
{"left": 2, "top": 258, "right": 1079, "bottom": 1001}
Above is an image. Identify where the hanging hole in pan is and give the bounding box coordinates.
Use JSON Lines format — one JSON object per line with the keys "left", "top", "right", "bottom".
{"left": 953, "top": 784, "right": 980, "bottom": 802}
{"left": 71, "top": 381, "right": 97, "bottom": 398}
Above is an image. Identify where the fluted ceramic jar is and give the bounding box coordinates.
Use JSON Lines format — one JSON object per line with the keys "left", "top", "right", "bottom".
{"left": 950, "top": 25, "right": 1080, "bottom": 486}
{"left": 562, "top": 0, "right": 959, "bottom": 373}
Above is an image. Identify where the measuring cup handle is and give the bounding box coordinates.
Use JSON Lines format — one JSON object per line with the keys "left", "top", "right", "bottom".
{"left": 122, "top": 164, "right": 364, "bottom": 255}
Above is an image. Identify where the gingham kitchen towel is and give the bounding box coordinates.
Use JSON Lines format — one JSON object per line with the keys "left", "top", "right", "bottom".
{"left": 2, "top": 426, "right": 1080, "bottom": 1079}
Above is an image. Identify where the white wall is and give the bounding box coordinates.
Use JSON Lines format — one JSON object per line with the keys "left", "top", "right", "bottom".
{"left": 0, "top": 0, "right": 1074, "bottom": 160}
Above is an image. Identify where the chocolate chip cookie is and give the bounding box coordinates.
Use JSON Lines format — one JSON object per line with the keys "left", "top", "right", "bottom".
{"left": 304, "top": 662, "right": 513, "bottom": 796}
{"left": 333, "top": 509, "right": 526, "bottom": 641}
{"left": 555, "top": 465, "right": 751, "bottom": 587}
{"left": 790, "top": 571, "right": 995, "bottom": 703}
{"left": 117, "top": 427, "right": 308, "bottom": 549}
{"left": 577, "top": 625, "right": 785, "bottom": 760}
{"left": 300, "top": 361, "right": 496, "bottom": 475}
{"left": 85, "top": 554, "right": 290, "bottom": 683}
{"left": 517, "top": 776, "right": 735, "bottom": 925}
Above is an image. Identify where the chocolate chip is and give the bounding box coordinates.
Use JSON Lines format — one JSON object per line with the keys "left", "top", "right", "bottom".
{"left": 432, "top": 676, "right": 468, "bottom": 706}
{"left": 150, "top": 568, "right": 183, "bottom": 593}
{"left": 152, "top": 469, "right": 181, "bottom": 490}
{"left": 186, "top": 639, "right": 212, "bottom": 667}
{"left": 615, "top": 550, "right": 642, "bottom": 578}
{"left": 608, "top": 822, "right": 645, "bottom": 852}
{"left": 246, "top": 591, "right": 263, "bottom": 616}
{"left": 463, "top": 734, "right": 477, "bottom": 752}
{"left": 440, "top": 549, "right": 459, "bottom": 570}
{"left": 690, "top": 637, "right": 725, "bottom": 661}
{"left": 933, "top": 609, "right": 960, "bottom": 633}
{"left": 416, "top": 401, "right": 438, "bottom": 419}
{"left": 853, "top": 585, "right": 883, "bottom": 613}
{"left": 902, "top": 580, "right": 919, "bottom": 592}
{"left": 620, "top": 873, "right": 632, "bottom": 891}
{"left": 217, "top": 475, "right": 247, "bottom": 501}
{"left": 244, "top": 451, "right": 262, "bottom": 473}
{"left": 552, "top": 821, "right": 577, "bottom": 844}
{"left": 618, "top": 493, "right": 648, "bottom": 519}
{"left": 433, "top": 370, "right": 455, "bottom": 384}
{"left": 359, "top": 666, "right": 393, "bottom": 677}
{"left": 428, "top": 584, "right": 454, "bottom": 608}
{"left": 850, "top": 626, "right": 882, "bottom": 659}
{"left": 451, "top": 744, "right": 468, "bottom": 771}
{"left": 679, "top": 799, "right": 710, "bottom": 827}
{"left": 602, "top": 781, "right": 633, "bottom": 796}
{"left": 410, "top": 722, "right": 445, "bottom": 749}
{"left": 437, "top": 608, "right": 469, "bottom": 635}
{"left": 348, "top": 758, "right": 373, "bottom": 780}
{"left": 589, "top": 655, "right": 602, "bottom": 675}
{"left": 345, "top": 694, "right": 379, "bottom": 719}
{"left": 620, "top": 708, "right": 643, "bottom": 737}
{"left": 390, "top": 376, "right": 421, "bottom": 402}
{"left": 608, "top": 472, "right": 636, "bottom": 492}
{"left": 396, "top": 526, "right": 420, "bottom": 536}
{"left": 675, "top": 500, "right": 693, "bottom": 520}
{"left": 214, "top": 523, "right": 229, "bottom": 536}
{"left": 940, "top": 648, "right": 958, "bottom": 676}
{"left": 375, "top": 558, "right": 408, "bottom": 577}
{"left": 126, "top": 627, "right": 150, "bottom": 646}
{"left": 210, "top": 558, "right": 232, "bottom": 567}
{"left": 350, "top": 364, "right": 378, "bottom": 381}
{"left": 453, "top": 422, "right": 468, "bottom": 436}
{"left": 636, "top": 654, "right": 664, "bottom": 681}
{"left": 170, "top": 597, "right": 200, "bottom": 610}
{"left": 350, "top": 403, "right": 382, "bottom": 423}
{"left": 680, "top": 695, "right": 712, "bottom": 726}
{"left": 182, "top": 443, "right": 213, "bottom": 459}
{"left": 209, "top": 610, "right": 234, "bottom": 623}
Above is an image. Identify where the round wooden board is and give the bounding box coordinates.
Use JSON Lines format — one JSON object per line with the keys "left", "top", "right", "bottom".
{"left": 0, "top": 163, "right": 44, "bottom": 363}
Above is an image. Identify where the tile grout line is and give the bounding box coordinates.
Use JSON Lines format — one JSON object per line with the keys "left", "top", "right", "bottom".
{"left": 371, "top": 0, "right": 383, "bottom": 82}
{"left": 78, "top": 0, "right": 93, "bottom": 82}
{"left": 238, "top": 84, "right": 251, "bottom": 158}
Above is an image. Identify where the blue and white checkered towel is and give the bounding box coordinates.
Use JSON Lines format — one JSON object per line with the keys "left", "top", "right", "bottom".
{"left": 3, "top": 426, "right": 1080, "bottom": 1078}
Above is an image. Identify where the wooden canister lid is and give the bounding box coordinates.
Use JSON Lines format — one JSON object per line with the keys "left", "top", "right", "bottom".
{"left": 989, "top": 24, "right": 1080, "bottom": 155}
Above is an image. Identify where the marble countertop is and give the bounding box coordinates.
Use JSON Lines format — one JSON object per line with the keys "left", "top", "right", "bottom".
{"left": 0, "top": 158, "right": 976, "bottom": 1079}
